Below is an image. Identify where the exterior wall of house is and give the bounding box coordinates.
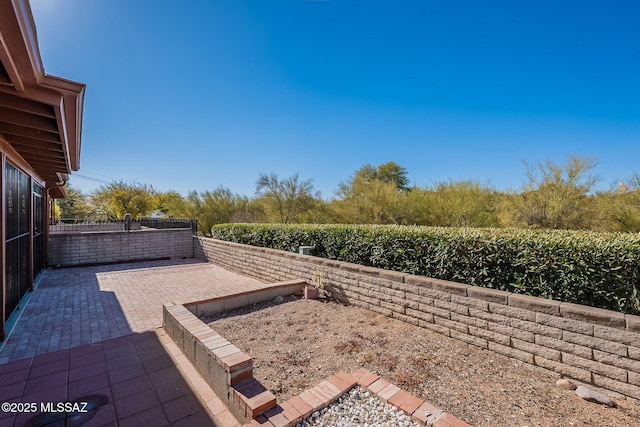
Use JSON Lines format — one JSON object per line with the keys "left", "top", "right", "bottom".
{"left": 48, "top": 228, "right": 194, "bottom": 267}
{"left": 194, "top": 237, "right": 640, "bottom": 401}
{"left": 0, "top": 137, "right": 48, "bottom": 340}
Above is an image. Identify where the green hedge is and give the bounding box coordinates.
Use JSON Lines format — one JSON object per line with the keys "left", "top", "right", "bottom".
{"left": 210, "top": 224, "right": 640, "bottom": 314}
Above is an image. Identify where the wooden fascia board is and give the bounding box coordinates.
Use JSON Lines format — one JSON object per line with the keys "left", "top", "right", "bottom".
{"left": 9, "top": 0, "right": 44, "bottom": 83}
{"left": 39, "top": 75, "right": 85, "bottom": 171}
{"left": 0, "top": 0, "right": 85, "bottom": 176}
{"left": 0, "top": 0, "right": 43, "bottom": 89}
{"left": 0, "top": 30, "right": 25, "bottom": 91}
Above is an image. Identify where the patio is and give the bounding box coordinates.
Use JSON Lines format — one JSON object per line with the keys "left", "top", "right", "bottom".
{"left": 0, "top": 259, "right": 271, "bottom": 427}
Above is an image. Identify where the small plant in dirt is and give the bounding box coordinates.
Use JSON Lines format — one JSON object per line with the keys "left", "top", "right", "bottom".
{"left": 379, "top": 354, "right": 399, "bottom": 371}
{"left": 311, "top": 268, "right": 329, "bottom": 298}
{"left": 391, "top": 370, "right": 424, "bottom": 391}
{"left": 334, "top": 338, "right": 363, "bottom": 354}
{"left": 277, "top": 351, "right": 311, "bottom": 366}
{"left": 411, "top": 353, "right": 433, "bottom": 370}
{"left": 359, "top": 353, "right": 374, "bottom": 363}
{"left": 292, "top": 378, "right": 308, "bottom": 389}
{"left": 354, "top": 331, "right": 389, "bottom": 346}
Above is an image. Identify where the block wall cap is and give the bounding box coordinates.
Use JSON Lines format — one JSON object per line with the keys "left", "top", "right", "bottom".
{"left": 625, "top": 314, "right": 640, "bottom": 333}
{"left": 431, "top": 279, "right": 470, "bottom": 296}
{"left": 466, "top": 287, "right": 510, "bottom": 304}
{"left": 405, "top": 275, "right": 435, "bottom": 288}
{"left": 560, "top": 302, "right": 626, "bottom": 329}
{"left": 508, "top": 293, "right": 561, "bottom": 315}
{"left": 359, "top": 266, "right": 381, "bottom": 277}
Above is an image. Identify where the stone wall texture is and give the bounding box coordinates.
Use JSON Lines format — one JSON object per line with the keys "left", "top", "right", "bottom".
{"left": 194, "top": 237, "right": 640, "bottom": 401}
{"left": 48, "top": 228, "right": 194, "bottom": 267}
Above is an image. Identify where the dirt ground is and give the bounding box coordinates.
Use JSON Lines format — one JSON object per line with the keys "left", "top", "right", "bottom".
{"left": 203, "top": 295, "right": 640, "bottom": 427}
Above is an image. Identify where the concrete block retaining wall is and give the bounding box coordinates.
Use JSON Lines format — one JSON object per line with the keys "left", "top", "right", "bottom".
{"left": 163, "top": 281, "right": 306, "bottom": 423}
{"left": 194, "top": 237, "right": 640, "bottom": 401}
{"left": 48, "top": 228, "right": 194, "bottom": 267}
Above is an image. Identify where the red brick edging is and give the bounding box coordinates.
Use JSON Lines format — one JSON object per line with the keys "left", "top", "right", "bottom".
{"left": 244, "top": 368, "right": 471, "bottom": 427}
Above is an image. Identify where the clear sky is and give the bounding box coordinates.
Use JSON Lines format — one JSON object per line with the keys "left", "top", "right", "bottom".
{"left": 30, "top": 0, "right": 639, "bottom": 199}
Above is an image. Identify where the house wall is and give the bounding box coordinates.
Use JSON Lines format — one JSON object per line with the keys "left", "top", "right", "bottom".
{"left": 0, "top": 137, "right": 48, "bottom": 340}
{"left": 194, "top": 237, "right": 640, "bottom": 401}
{"left": 48, "top": 228, "right": 194, "bottom": 267}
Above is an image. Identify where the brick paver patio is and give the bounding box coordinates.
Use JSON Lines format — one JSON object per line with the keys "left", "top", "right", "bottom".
{"left": 0, "top": 259, "right": 265, "bottom": 363}
{"left": 0, "top": 259, "right": 272, "bottom": 426}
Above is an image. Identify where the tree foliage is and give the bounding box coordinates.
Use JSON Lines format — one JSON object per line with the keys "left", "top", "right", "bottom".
{"left": 334, "top": 176, "right": 402, "bottom": 224}
{"left": 501, "top": 156, "right": 600, "bottom": 229}
{"left": 352, "top": 161, "right": 410, "bottom": 191}
{"left": 421, "top": 180, "right": 500, "bottom": 227}
{"left": 91, "top": 181, "right": 157, "bottom": 220}
{"left": 610, "top": 174, "right": 640, "bottom": 232}
{"left": 66, "top": 155, "right": 640, "bottom": 233}
{"left": 56, "top": 186, "right": 92, "bottom": 219}
{"left": 159, "top": 187, "right": 257, "bottom": 236}
{"left": 255, "top": 173, "right": 317, "bottom": 223}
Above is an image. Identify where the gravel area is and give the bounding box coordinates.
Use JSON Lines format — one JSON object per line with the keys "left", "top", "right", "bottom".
{"left": 203, "top": 295, "right": 640, "bottom": 427}
{"left": 297, "top": 386, "right": 422, "bottom": 427}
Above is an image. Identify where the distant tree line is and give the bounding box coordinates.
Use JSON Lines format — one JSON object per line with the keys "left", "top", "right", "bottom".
{"left": 57, "top": 155, "right": 640, "bottom": 235}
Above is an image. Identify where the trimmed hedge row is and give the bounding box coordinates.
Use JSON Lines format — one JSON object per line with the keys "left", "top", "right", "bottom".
{"left": 210, "top": 224, "right": 640, "bottom": 314}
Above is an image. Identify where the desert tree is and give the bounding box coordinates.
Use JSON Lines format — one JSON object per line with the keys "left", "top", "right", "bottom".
{"left": 91, "top": 181, "right": 157, "bottom": 220}
{"left": 609, "top": 174, "right": 640, "bottom": 232}
{"left": 334, "top": 173, "right": 403, "bottom": 224}
{"left": 352, "top": 161, "right": 410, "bottom": 192}
{"left": 56, "top": 185, "right": 93, "bottom": 219}
{"left": 255, "top": 173, "right": 318, "bottom": 223}
{"left": 422, "top": 180, "right": 500, "bottom": 227}
{"left": 501, "top": 155, "right": 599, "bottom": 229}
{"left": 159, "top": 188, "right": 256, "bottom": 235}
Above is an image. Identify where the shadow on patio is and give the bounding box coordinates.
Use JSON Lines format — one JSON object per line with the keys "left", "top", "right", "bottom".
{"left": 0, "top": 330, "right": 219, "bottom": 426}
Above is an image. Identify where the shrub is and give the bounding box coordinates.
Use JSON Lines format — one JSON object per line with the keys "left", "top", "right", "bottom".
{"left": 210, "top": 224, "right": 640, "bottom": 314}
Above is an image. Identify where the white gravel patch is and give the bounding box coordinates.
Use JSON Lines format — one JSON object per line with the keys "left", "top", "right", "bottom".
{"left": 297, "top": 386, "right": 423, "bottom": 427}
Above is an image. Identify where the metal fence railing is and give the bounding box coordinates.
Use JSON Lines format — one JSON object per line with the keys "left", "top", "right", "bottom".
{"left": 140, "top": 218, "right": 198, "bottom": 234}
{"left": 51, "top": 218, "right": 197, "bottom": 234}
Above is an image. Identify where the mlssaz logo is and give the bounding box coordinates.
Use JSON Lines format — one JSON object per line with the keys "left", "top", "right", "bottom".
{"left": 40, "top": 402, "right": 89, "bottom": 413}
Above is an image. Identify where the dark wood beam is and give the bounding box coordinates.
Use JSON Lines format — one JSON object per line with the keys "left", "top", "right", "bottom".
{"left": 0, "top": 122, "right": 60, "bottom": 143}
{"left": 0, "top": 92, "right": 55, "bottom": 118}
{"left": 4, "top": 134, "right": 62, "bottom": 152}
{"left": 20, "top": 159, "right": 68, "bottom": 171}
{"left": 0, "top": 106, "right": 59, "bottom": 132}
{"left": 16, "top": 151, "right": 66, "bottom": 165}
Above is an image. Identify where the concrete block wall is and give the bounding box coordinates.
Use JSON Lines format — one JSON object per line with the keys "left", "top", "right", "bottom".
{"left": 194, "top": 237, "right": 640, "bottom": 401}
{"left": 163, "top": 302, "right": 276, "bottom": 424}
{"left": 48, "top": 228, "right": 194, "bottom": 267}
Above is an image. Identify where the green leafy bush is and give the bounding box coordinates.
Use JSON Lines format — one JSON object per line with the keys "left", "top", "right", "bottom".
{"left": 210, "top": 224, "right": 640, "bottom": 314}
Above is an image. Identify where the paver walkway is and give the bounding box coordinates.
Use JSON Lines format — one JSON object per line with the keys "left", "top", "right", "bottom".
{"left": 0, "top": 259, "right": 273, "bottom": 427}
{"left": 0, "top": 259, "right": 265, "bottom": 363}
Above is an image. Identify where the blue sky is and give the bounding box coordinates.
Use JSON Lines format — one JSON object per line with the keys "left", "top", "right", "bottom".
{"left": 31, "top": 0, "right": 639, "bottom": 199}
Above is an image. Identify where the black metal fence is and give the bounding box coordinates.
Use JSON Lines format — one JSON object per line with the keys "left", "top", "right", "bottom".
{"left": 51, "top": 217, "right": 197, "bottom": 234}
{"left": 140, "top": 218, "right": 198, "bottom": 234}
